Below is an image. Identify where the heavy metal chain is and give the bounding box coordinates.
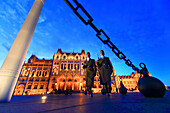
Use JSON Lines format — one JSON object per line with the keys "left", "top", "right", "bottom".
{"left": 64, "top": 0, "right": 149, "bottom": 76}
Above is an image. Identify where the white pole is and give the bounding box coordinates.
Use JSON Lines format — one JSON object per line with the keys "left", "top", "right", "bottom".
{"left": 0, "top": 0, "right": 45, "bottom": 102}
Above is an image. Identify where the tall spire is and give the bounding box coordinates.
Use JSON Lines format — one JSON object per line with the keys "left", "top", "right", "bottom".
{"left": 73, "top": 49, "right": 74, "bottom": 53}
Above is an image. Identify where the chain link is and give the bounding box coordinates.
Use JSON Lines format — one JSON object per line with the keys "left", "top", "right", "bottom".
{"left": 64, "top": 0, "right": 149, "bottom": 75}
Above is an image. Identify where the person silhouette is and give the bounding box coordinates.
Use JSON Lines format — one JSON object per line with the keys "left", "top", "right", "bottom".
{"left": 97, "top": 50, "right": 113, "bottom": 96}
{"left": 83, "top": 52, "right": 96, "bottom": 97}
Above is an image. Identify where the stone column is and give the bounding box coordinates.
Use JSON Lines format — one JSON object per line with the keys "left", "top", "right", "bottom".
{"left": 0, "top": 0, "right": 45, "bottom": 102}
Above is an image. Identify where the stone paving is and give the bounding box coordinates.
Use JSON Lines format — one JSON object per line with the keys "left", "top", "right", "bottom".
{"left": 0, "top": 92, "right": 170, "bottom": 113}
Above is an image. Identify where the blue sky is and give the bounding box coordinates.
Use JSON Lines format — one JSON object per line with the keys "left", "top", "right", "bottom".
{"left": 0, "top": 0, "right": 170, "bottom": 85}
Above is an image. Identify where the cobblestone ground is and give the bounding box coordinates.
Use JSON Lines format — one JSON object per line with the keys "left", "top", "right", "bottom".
{"left": 0, "top": 92, "right": 170, "bottom": 113}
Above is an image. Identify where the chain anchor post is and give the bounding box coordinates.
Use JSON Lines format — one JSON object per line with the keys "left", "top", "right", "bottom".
{"left": 137, "top": 63, "right": 166, "bottom": 97}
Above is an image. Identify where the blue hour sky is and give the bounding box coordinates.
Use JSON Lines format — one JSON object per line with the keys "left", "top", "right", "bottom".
{"left": 0, "top": 0, "right": 170, "bottom": 85}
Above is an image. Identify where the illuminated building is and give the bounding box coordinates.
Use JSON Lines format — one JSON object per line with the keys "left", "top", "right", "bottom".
{"left": 14, "top": 49, "right": 141, "bottom": 95}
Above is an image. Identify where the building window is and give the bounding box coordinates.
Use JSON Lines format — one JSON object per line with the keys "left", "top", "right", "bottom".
{"left": 34, "top": 85, "right": 38, "bottom": 89}
{"left": 35, "top": 79, "right": 39, "bottom": 82}
{"left": 83, "top": 57, "right": 84, "bottom": 59}
{"left": 45, "top": 71, "right": 47, "bottom": 76}
{"left": 64, "top": 64, "right": 66, "bottom": 69}
{"left": 40, "top": 85, "right": 44, "bottom": 89}
{"left": 76, "top": 56, "right": 78, "bottom": 60}
{"left": 39, "top": 71, "right": 41, "bottom": 76}
{"left": 27, "top": 85, "right": 32, "bottom": 89}
{"left": 43, "top": 67, "right": 48, "bottom": 70}
{"left": 57, "top": 56, "right": 59, "bottom": 59}
{"left": 36, "top": 71, "right": 39, "bottom": 76}
{"left": 29, "top": 78, "right": 34, "bottom": 81}
{"left": 42, "top": 72, "right": 45, "bottom": 76}
{"left": 68, "top": 64, "right": 70, "bottom": 69}
{"left": 41, "top": 79, "right": 45, "bottom": 81}
{"left": 31, "top": 71, "right": 35, "bottom": 77}
{"left": 61, "top": 64, "right": 63, "bottom": 69}
{"left": 38, "top": 67, "right": 42, "bottom": 70}
{"left": 63, "top": 56, "right": 66, "bottom": 59}
{"left": 74, "top": 64, "right": 76, "bottom": 70}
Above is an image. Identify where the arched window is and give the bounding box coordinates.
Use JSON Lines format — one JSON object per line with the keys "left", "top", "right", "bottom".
{"left": 39, "top": 71, "right": 41, "bottom": 76}
{"left": 76, "top": 56, "right": 78, "bottom": 60}
{"left": 42, "top": 71, "right": 45, "bottom": 76}
{"left": 36, "top": 71, "right": 39, "bottom": 77}
{"left": 74, "top": 64, "right": 76, "bottom": 70}
{"left": 61, "top": 64, "right": 63, "bottom": 69}
{"left": 64, "top": 64, "right": 66, "bottom": 69}
{"left": 68, "top": 64, "right": 70, "bottom": 70}
{"left": 63, "top": 56, "right": 66, "bottom": 59}
{"left": 45, "top": 71, "right": 47, "bottom": 76}
{"left": 32, "top": 71, "right": 35, "bottom": 77}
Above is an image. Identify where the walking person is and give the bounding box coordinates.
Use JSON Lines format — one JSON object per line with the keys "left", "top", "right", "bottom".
{"left": 97, "top": 50, "right": 113, "bottom": 96}
{"left": 83, "top": 52, "right": 96, "bottom": 97}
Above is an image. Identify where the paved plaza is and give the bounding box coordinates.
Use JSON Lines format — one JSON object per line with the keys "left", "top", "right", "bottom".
{"left": 0, "top": 92, "right": 170, "bottom": 113}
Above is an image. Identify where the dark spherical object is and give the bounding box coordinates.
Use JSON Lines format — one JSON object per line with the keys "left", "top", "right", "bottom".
{"left": 119, "top": 86, "right": 127, "bottom": 95}
{"left": 138, "top": 76, "right": 166, "bottom": 97}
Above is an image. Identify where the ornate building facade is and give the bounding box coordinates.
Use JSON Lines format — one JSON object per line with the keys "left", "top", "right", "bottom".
{"left": 14, "top": 49, "right": 141, "bottom": 95}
